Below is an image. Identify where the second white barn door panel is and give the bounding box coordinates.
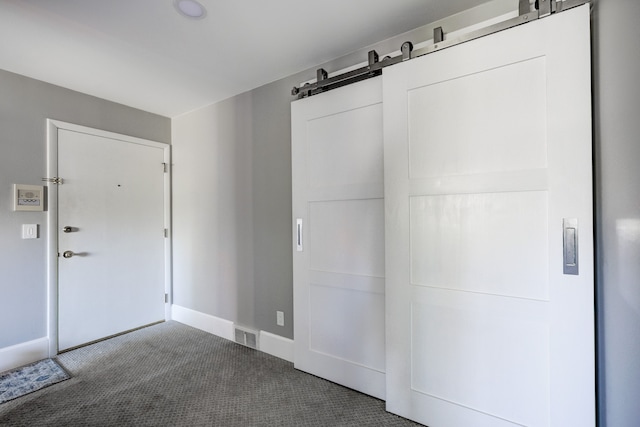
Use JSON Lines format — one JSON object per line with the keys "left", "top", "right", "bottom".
{"left": 383, "top": 5, "right": 593, "bottom": 427}
{"left": 57, "top": 127, "right": 167, "bottom": 351}
{"left": 292, "top": 77, "right": 386, "bottom": 399}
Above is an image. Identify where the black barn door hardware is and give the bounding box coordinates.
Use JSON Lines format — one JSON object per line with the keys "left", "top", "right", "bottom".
{"left": 291, "top": 0, "right": 589, "bottom": 100}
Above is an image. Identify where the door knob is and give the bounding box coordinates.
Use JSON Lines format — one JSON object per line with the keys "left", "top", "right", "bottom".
{"left": 62, "top": 250, "right": 75, "bottom": 258}
{"left": 63, "top": 226, "right": 73, "bottom": 233}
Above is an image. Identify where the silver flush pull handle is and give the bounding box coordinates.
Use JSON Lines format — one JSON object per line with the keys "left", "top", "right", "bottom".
{"left": 296, "top": 219, "right": 303, "bottom": 252}
{"left": 563, "top": 218, "right": 578, "bottom": 275}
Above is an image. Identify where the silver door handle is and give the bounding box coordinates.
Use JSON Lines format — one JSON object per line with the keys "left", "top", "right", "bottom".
{"left": 62, "top": 250, "right": 75, "bottom": 258}
{"left": 63, "top": 226, "right": 74, "bottom": 233}
{"left": 296, "top": 218, "right": 303, "bottom": 252}
{"left": 563, "top": 218, "right": 578, "bottom": 275}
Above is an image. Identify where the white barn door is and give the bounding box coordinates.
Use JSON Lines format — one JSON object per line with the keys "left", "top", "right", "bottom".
{"left": 383, "top": 5, "right": 593, "bottom": 426}
{"left": 292, "top": 77, "right": 386, "bottom": 399}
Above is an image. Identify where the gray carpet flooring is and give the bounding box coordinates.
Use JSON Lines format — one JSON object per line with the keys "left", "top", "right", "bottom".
{"left": 0, "top": 321, "right": 423, "bottom": 426}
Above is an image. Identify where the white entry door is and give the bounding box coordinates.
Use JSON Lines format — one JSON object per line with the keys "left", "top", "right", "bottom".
{"left": 292, "top": 77, "right": 386, "bottom": 399}
{"left": 56, "top": 125, "right": 168, "bottom": 351}
{"left": 384, "top": 5, "right": 593, "bottom": 427}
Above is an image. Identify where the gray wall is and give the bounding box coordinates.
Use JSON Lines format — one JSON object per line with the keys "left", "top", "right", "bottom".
{"left": 593, "top": 0, "right": 640, "bottom": 426}
{"left": 250, "top": 76, "right": 301, "bottom": 337}
{"left": 0, "top": 68, "right": 170, "bottom": 349}
{"left": 172, "top": 94, "right": 256, "bottom": 327}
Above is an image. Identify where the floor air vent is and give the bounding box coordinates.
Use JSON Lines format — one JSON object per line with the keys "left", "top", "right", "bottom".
{"left": 234, "top": 326, "right": 258, "bottom": 349}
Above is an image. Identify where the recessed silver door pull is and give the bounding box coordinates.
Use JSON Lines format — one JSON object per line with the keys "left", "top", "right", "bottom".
{"left": 563, "top": 218, "right": 578, "bottom": 275}
{"left": 296, "top": 219, "right": 303, "bottom": 252}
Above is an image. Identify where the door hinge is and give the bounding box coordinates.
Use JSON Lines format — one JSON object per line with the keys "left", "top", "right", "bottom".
{"left": 165, "top": 293, "right": 169, "bottom": 303}
{"left": 42, "top": 177, "right": 64, "bottom": 185}
{"left": 162, "top": 162, "right": 168, "bottom": 173}
{"left": 164, "top": 228, "right": 169, "bottom": 238}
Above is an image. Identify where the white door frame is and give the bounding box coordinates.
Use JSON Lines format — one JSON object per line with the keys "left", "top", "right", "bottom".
{"left": 45, "top": 119, "right": 172, "bottom": 356}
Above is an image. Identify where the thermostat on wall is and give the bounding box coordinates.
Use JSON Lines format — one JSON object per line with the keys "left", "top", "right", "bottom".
{"left": 13, "top": 184, "right": 44, "bottom": 211}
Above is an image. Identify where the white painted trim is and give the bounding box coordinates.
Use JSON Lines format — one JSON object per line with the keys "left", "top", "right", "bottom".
{"left": 47, "top": 120, "right": 169, "bottom": 149}
{"left": 170, "top": 305, "right": 295, "bottom": 363}
{"left": 0, "top": 338, "right": 50, "bottom": 373}
{"left": 259, "top": 331, "right": 294, "bottom": 363}
{"left": 163, "top": 146, "right": 173, "bottom": 321}
{"left": 171, "top": 304, "right": 235, "bottom": 341}
{"left": 46, "top": 119, "right": 172, "bottom": 356}
{"left": 46, "top": 120, "right": 59, "bottom": 358}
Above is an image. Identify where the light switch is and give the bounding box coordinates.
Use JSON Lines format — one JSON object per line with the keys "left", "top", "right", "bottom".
{"left": 22, "top": 224, "right": 38, "bottom": 239}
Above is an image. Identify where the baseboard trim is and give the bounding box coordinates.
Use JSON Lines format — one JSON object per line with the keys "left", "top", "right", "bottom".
{"left": 170, "top": 305, "right": 294, "bottom": 363}
{"left": 171, "top": 304, "right": 235, "bottom": 341}
{"left": 0, "top": 337, "right": 50, "bottom": 373}
{"left": 259, "top": 330, "right": 294, "bottom": 363}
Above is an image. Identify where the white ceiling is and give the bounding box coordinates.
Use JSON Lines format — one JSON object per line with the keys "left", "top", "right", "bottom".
{"left": 0, "top": 0, "right": 491, "bottom": 117}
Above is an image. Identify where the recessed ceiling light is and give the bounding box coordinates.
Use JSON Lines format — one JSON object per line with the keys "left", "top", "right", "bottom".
{"left": 174, "top": 0, "right": 207, "bottom": 19}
